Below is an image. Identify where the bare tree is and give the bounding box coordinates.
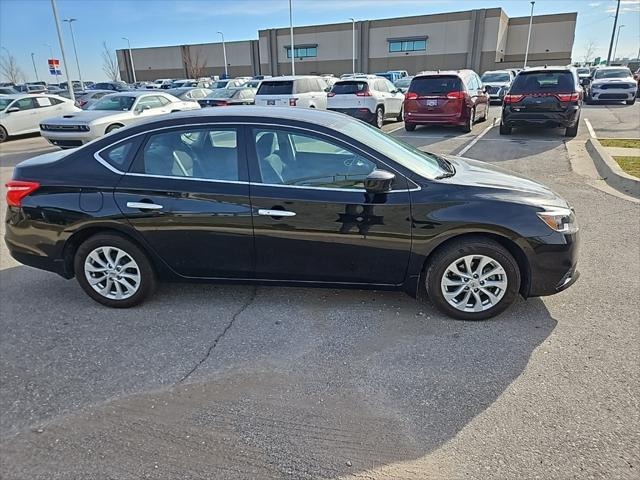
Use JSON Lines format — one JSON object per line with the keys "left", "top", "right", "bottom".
{"left": 101, "top": 42, "right": 120, "bottom": 81}
{"left": 182, "top": 46, "right": 208, "bottom": 79}
{"left": 0, "top": 50, "right": 25, "bottom": 84}
{"left": 583, "top": 40, "right": 597, "bottom": 65}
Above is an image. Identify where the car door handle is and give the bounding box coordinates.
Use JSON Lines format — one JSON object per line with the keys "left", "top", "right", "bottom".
{"left": 258, "top": 209, "right": 296, "bottom": 217}
{"left": 127, "top": 201, "right": 163, "bottom": 210}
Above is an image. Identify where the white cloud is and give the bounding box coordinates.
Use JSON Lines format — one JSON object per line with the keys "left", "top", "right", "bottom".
{"left": 588, "top": 2, "right": 601, "bottom": 6}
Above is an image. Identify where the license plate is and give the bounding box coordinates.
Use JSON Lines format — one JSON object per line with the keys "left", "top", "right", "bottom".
{"left": 267, "top": 100, "right": 275, "bottom": 105}
{"left": 427, "top": 100, "right": 437, "bottom": 107}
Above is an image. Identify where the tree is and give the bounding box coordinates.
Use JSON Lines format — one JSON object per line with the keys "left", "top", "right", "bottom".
{"left": 182, "top": 46, "right": 208, "bottom": 79}
{"left": 583, "top": 41, "right": 597, "bottom": 65}
{"left": 0, "top": 50, "right": 24, "bottom": 84}
{"left": 101, "top": 42, "right": 120, "bottom": 81}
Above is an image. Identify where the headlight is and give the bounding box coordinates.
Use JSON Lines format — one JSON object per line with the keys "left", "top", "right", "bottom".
{"left": 537, "top": 207, "right": 578, "bottom": 234}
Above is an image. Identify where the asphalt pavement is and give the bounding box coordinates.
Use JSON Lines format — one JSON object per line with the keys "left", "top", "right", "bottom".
{"left": 0, "top": 103, "right": 638, "bottom": 479}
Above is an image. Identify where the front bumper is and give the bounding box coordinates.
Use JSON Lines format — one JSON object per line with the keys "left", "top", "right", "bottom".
{"left": 40, "top": 129, "right": 100, "bottom": 148}
{"left": 590, "top": 87, "right": 636, "bottom": 101}
{"left": 526, "top": 230, "right": 580, "bottom": 297}
{"left": 327, "top": 107, "right": 375, "bottom": 123}
{"left": 502, "top": 105, "right": 580, "bottom": 128}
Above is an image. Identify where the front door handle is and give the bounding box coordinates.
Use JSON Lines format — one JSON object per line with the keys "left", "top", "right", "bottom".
{"left": 127, "top": 201, "right": 163, "bottom": 210}
{"left": 258, "top": 209, "right": 296, "bottom": 217}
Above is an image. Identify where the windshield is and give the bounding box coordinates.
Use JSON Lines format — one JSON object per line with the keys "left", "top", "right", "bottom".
{"left": 206, "top": 88, "right": 236, "bottom": 99}
{"left": 481, "top": 72, "right": 510, "bottom": 83}
{"left": 576, "top": 68, "right": 590, "bottom": 75}
{"left": 336, "top": 119, "right": 448, "bottom": 180}
{"left": 594, "top": 68, "right": 632, "bottom": 79}
{"left": 0, "top": 98, "right": 14, "bottom": 110}
{"left": 89, "top": 95, "right": 136, "bottom": 111}
{"left": 510, "top": 71, "right": 575, "bottom": 94}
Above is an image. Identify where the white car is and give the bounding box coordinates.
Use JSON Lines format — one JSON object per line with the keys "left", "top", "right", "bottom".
{"left": 39, "top": 91, "right": 200, "bottom": 148}
{"left": 587, "top": 67, "right": 637, "bottom": 105}
{"left": 480, "top": 70, "right": 515, "bottom": 102}
{"left": 254, "top": 76, "right": 329, "bottom": 109}
{"left": 211, "top": 78, "right": 248, "bottom": 89}
{"left": 327, "top": 75, "right": 404, "bottom": 128}
{"left": 0, "top": 94, "right": 80, "bottom": 143}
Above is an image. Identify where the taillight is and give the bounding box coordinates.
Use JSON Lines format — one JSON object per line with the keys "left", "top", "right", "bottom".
{"left": 446, "top": 91, "right": 465, "bottom": 99}
{"left": 503, "top": 94, "right": 524, "bottom": 104}
{"left": 356, "top": 90, "right": 372, "bottom": 97}
{"left": 556, "top": 92, "right": 580, "bottom": 102}
{"left": 289, "top": 97, "right": 298, "bottom": 106}
{"left": 327, "top": 92, "right": 336, "bottom": 97}
{"left": 6, "top": 181, "right": 40, "bottom": 207}
{"left": 405, "top": 92, "right": 418, "bottom": 100}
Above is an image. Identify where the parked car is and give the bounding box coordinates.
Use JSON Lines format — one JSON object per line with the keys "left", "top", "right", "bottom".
{"left": 147, "top": 79, "right": 174, "bottom": 89}
{"left": 0, "top": 94, "right": 79, "bottom": 143}
{"left": 255, "top": 76, "right": 329, "bottom": 109}
{"left": 252, "top": 75, "right": 272, "bottom": 80}
{"left": 394, "top": 76, "right": 414, "bottom": 93}
{"left": 5, "top": 107, "right": 580, "bottom": 319}
{"left": 585, "top": 66, "right": 637, "bottom": 105}
{"left": 171, "top": 80, "right": 213, "bottom": 89}
{"left": 166, "top": 87, "right": 213, "bottom": 101}
{"left": 244, "top": 79, "right": 261, "bottom": 88}
{"left": 198, "top": 87, "right": 257, "bottom": 107}
{"left": 388, "top": 70, "right": 409, "bottom": 79}
{"left": 375, "top": 72, "right": 404, "bottom": 83}
{"left": 91, "top": 81, "right": 131, "bottom": 92}
{"left": 39, "top": 91, "right": 200, "bottom": 148}
{"left": 74, "top": 90, "right": 117, "bottom": 109}
{"left": 403, "top": 70, "right": 489, "bottom": 132}
{"left": 14, "top": 84, "right": 46, "bottom": 94}
{"left": 480, "top": 70, "right": 515, "bottom": 103}
{"left": 0, "top": 86, "right": 19, "bottom": 95}
{"left": 211, "top": 78, "right": 248, "bottom": 89}
{"left": 500, "top": 66, "right": 582, "bottom": 137}
{"left": 341, "top": 73, "right": 365, "bottom": 79}
{"left": 327, "top": 75, "right": 404, "bottom": 128}
{"left": 575, "top": 67, "right": 591, "bottom": 80}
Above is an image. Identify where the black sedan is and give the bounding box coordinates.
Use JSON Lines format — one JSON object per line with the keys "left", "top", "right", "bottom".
{"left": 198, "top": 87, "right": 256, "bottom": 107}
{"left": 4, "top": 107, "right": 579, "bottom": 320}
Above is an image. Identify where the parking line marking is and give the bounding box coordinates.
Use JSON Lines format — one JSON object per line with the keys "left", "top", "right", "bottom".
{"left": 385, "top": 124, "right": 405, "bottom": 134}
{"left": 584, "top": 118, "right": 596, "bottom": 138}
{"left": 457, "top": 118, "right": 496, "bottom": 156}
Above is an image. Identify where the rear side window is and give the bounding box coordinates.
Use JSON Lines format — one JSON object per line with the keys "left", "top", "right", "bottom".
{"left": 331, "top": 81, "right": 368, "bottom": 94}
{"left": 99, "top": 137, "right": 142, "bottom": 171}
{"left": 257, "top": 81, "right": 293, "bottom": 95}
{"left": 409, "top": 76, "right": 462, "bottom": 95}
{"left": 510, "top": 72, "right": 575, "bottom": 94}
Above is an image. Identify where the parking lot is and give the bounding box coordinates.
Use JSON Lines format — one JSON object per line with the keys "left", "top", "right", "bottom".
{"left": 1, "top": 102, "right": 639, "bottom": 479}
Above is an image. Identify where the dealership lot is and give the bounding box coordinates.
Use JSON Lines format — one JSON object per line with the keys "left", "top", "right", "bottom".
{"left": 1, "top": 104, "right": 639, "bottom": 479}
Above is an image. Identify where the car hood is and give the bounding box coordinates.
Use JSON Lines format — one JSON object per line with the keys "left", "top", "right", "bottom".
{"left": 438, "top": 155, "right": 568, "bottom": 208}
{"left": 42, "top": 110, "right": 132, "bottom": 125}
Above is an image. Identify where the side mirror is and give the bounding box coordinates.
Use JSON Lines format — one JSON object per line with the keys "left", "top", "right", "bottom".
{"left": 484, "top": 85, "right": 491, "bottom": 93}
{"left": 364, "top": 169, "right": 395, "bottom": 194}
{"left": 6, "top": 107, "right": 19, "bottom": 113}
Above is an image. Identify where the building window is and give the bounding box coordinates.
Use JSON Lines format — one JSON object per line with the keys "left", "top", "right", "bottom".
{"left": 286, "top": 47, "right": 317, "bottom": 58}
{"left": 388, "top": 39, "right": 427, "bottom": 53}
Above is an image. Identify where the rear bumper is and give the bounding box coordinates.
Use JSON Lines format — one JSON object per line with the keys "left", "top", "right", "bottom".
{"left": 404, "top": 110, "right": 466, "bottom": 126}
{"left": 502, "top": 105, "right": 580, "bottom": 128}
{"left": 327, "top": 107, "right": 375, "bottom": 123}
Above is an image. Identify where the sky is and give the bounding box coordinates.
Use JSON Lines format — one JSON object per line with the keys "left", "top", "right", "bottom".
{"left": 1, "top": 0, "right": 639, "bottom": 83}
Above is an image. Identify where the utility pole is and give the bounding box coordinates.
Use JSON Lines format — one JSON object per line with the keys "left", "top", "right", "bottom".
{"left": 523, "top": 1, "right": 535, "bottom": 68}
{"left": 289, "top": 0, "right": 295, "bottom": 75}
{"left": 218, "top": 31, "right": 228, "bottom": 78}
{"left": 122, "top": 37, "right": 136, "bottom": 83}
{"left": 606, "top": 0, "right": 621, "bottom": 65}
{"left": 63, "top": 18, "right": 84, "bottom": 90}
{"left": 30, "top": 53, "right": 39, "bottom": 82}
{"left": 349, "top": 18, "right": 356, "bottom": 75}
{"left": 50, "top": 0, "right": 74, "bottom": 101}
{"left": 612, "top": 24, "right": 625, "bottom": 62}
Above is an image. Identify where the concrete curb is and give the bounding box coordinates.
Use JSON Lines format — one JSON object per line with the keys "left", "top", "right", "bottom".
{"left": 585, "top": 137, "right": 640, "bottom": 199}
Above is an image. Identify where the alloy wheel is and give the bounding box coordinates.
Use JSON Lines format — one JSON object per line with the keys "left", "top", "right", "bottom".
{"left": 84, "top": 246, "right": 141, "bottom": 300}
{"left": 376, "top": 108, "right": 384, "bottom": 128}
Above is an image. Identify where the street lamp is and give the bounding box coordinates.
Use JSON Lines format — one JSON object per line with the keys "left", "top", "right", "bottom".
{"left": 217, "top": 31, "right": 228, "bottom": 78}
{"left": 523, "top": 1, "right": 535, "bottom": 68}
{"left": 63, "top": 18, "right": 84, "bottom": 90}
{"left": 289, "top": 0, "right": 295, "bottom": 75}
{"left": 349, "top": 18, "right": 356, "bottom": 75}
{"left": 30, "top": 53, "right": 39, "bottom": 82}
{"left": 612, "top": 24, "right": 625, "bottom": 62}
{"left": 50, "top": 0, "right": 74, "bottom": 101}
{"left": 122, "top": 37, "right": 136, "bottom": 83}
{"left": 44, "top": 43, "right": 59, "bottom": 85}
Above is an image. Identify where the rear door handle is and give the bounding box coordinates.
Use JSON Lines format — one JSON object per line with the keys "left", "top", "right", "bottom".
{"left": 127, "top": 201, "right": 163, "bottom": 210}
{"left": 258, "top": 209, "right": 296, "bottom": 217}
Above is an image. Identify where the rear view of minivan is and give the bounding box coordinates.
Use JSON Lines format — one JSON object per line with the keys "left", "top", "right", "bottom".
{"left": 255, "top": 76, "right": 329, "bottom": 109}
{"left": 403, "top": 70, "right": 489, "bottom": 132}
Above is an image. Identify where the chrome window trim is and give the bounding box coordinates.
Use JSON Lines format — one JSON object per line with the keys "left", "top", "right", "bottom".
{"left": 93, "top": 121, "right": 421, "bottom": 193}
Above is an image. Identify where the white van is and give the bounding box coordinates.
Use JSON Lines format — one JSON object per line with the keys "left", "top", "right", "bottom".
{"left": 254, "top": 76, "right": 329, "bottom": 109}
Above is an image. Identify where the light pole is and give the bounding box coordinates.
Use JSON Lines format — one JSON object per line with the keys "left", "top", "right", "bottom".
{"left": 523, "top": 1, "right": 535, "bottom": 68}
{"left": 63, "top": 18, "right": 84, "bottom": 90}
{"left": 50, "top": 0, "right": 74, "bottom": 101}
{"left": 30, "top": 53, "right": 39, "bottom": 82}
{"left": 612, "top": 24, "right": 625, "bottom": 62}
{"left": 44, "top": 43, "right": 59, "bottom": 85}
{"left": 349, "top": 18, "right": 355, "bottom": 75}
{"left": 122, "top": 37, "right": 136, "bottom": 83}
{"left": 607, "top": 0, "right": 621, "bottom": 65}
{"left": 217, "top": 31, "right": 228, "bottom": 78}
{"left": 289, "top": 0, "right": 295, "bottom": 75}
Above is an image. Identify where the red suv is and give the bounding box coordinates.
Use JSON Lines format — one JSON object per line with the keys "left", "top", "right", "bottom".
{"left": 403, "top": 70, "right": 489, "bottom": 132}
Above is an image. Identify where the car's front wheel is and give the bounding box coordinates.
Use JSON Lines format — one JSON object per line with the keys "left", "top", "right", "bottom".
{"left": 74, "top": 233, "right": 156, "bottom": 308}
{"left": 424, "top": 237, "right": 521, "bottom": 320}
{"left": 373, "top": 106, "right": 384, "bottom": 128}
{"left": 0, "top": 125, "right": 8, "bottom": 143}
{"left": 626, "top": 98, "right": 636, "bottom": 105}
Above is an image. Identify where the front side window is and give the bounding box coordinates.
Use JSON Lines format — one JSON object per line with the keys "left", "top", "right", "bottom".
{"left": 133, "top": 127, "right": 239, "bottom": 181}
{"left": 136, "top": 96, "right": 164, "bottom": 110}
{"left": 252, "top": 128, "right": 376, "bottom": 189}
{"left": 14, "top": 98, "right": 36, "bottom": 110}
{"left": 388, "top": 39, "right": 427, "bottom": 53}
{"left": 91, "top": 96, "right": 136, "bottom": 111}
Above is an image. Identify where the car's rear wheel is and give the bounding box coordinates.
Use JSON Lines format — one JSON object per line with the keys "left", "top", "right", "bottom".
{"left": 565, "top": 117, "right": 579, "bottom": 137}
{"left": 396, "top": 105, "right": 404, "bottom": 122}
{"left": 404, "top": 122, "right": 416, "bottom": 132}
{"left": 425, "top": 237, "right": 521, "bottom": 320}
{"left": 105, "top": 124, "right": 123, "bottom": 134}
{"left": 0, "top": 125, "right": 7, "bottom": 143}
{"left": 462, "top": 109, "right": 474, "bottom": 133}
{"left": 499, "top": 122, "right": 511, "bottom": 135}
{"left": 74, "top": 233, "right": 156, "bottom": 308}
{"left": 626, "top": 98, "right": 636, "bottom": 105}
{"left": 373, "top": 106, "right": 384, "bottom": 128}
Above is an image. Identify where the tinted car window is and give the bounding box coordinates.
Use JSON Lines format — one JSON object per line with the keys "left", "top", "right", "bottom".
{"left": 91, "top": 96, "right": 136, "bottom": 111}
{"left": 14, "top": 98, "right": 36, "bottom": 110}
{"left": 99, "top": 138, "right": 141, "bottom": 170}
{"left": 510, "top": 71, "right": 575, "bottom": 94}
{"left": 409, "top": 76, "right": 462, "bottom": 95}
{"left": 331, "top": 81, "right": 368, "bottom": 94}
{"left": 134, "top": 128, "right": 239, "bottom": 181}
{"left": 257, "top": 81, "right": 294, "bottom": 95}
{"left": 137, "top": 96, "right": 164, "bottom": 109}
{"left": 252, "top": 128, "right": 376, "bottom": 189}
{"left": 594, "top": 68, "right": 632, "bottom": 79}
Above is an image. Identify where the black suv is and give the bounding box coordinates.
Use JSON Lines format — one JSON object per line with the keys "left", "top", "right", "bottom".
{"left": 500, "top": 66, "right": 582, "bottom": 137}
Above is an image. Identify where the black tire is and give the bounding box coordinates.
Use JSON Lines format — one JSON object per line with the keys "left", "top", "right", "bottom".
{"left": 105, "top": 124, "right": 123, "bottom": 134}
{"left": 74, "top": 233, "right": 156, "bottom": 308}
{"left": 565, "top": 118, "right": 579, "bottom": 137}
{"left": 499, "top": 122, "right": 511, "bottom": 135}
{"left": 373, "top": 105, "right": 384, "bottom": 128}
{"left": 396, "top": 105, "right": 404, "bottom": 122}
{"left": 424, "top": 237, "right": 521, "bottom": 321}
{"left": 404, "top": 122, "right": 416, "bottom": 132}
{"left": 0, "top": 125, "right": 7, "bottom": 143}
{"left": 626, "top": 98, "right": 636, "bottom": 105}
{"left": 462, "top": 109, "right": 474, "bottom": 133}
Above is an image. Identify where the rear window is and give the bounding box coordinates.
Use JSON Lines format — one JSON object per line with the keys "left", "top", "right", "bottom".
{"left": 409, "top": 76, "right": 462, "bottom": 96}
{"left": 481, "top": 72, "right": 511, "bottom": 83}
{"left": 510, "top": 71, "right": 575, "bottom": 94}
{"left": 257, "top": 81, "right": 294, "bottom": 95}
{"left": 331, "top": 81, "right": 368, "bottom": 94}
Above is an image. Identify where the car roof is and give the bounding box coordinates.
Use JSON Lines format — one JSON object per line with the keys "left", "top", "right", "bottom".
{"left": 102, "top": 91, "right": 163, "bottom": 98}
{"left": 483, "top": 70, "right": 511, "bottom": 74}
{"left": 594, "top": 66, "right": 630, "bottom": 70}
{"left": 260, "top": 75, "right": 323, "bottom": 81}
